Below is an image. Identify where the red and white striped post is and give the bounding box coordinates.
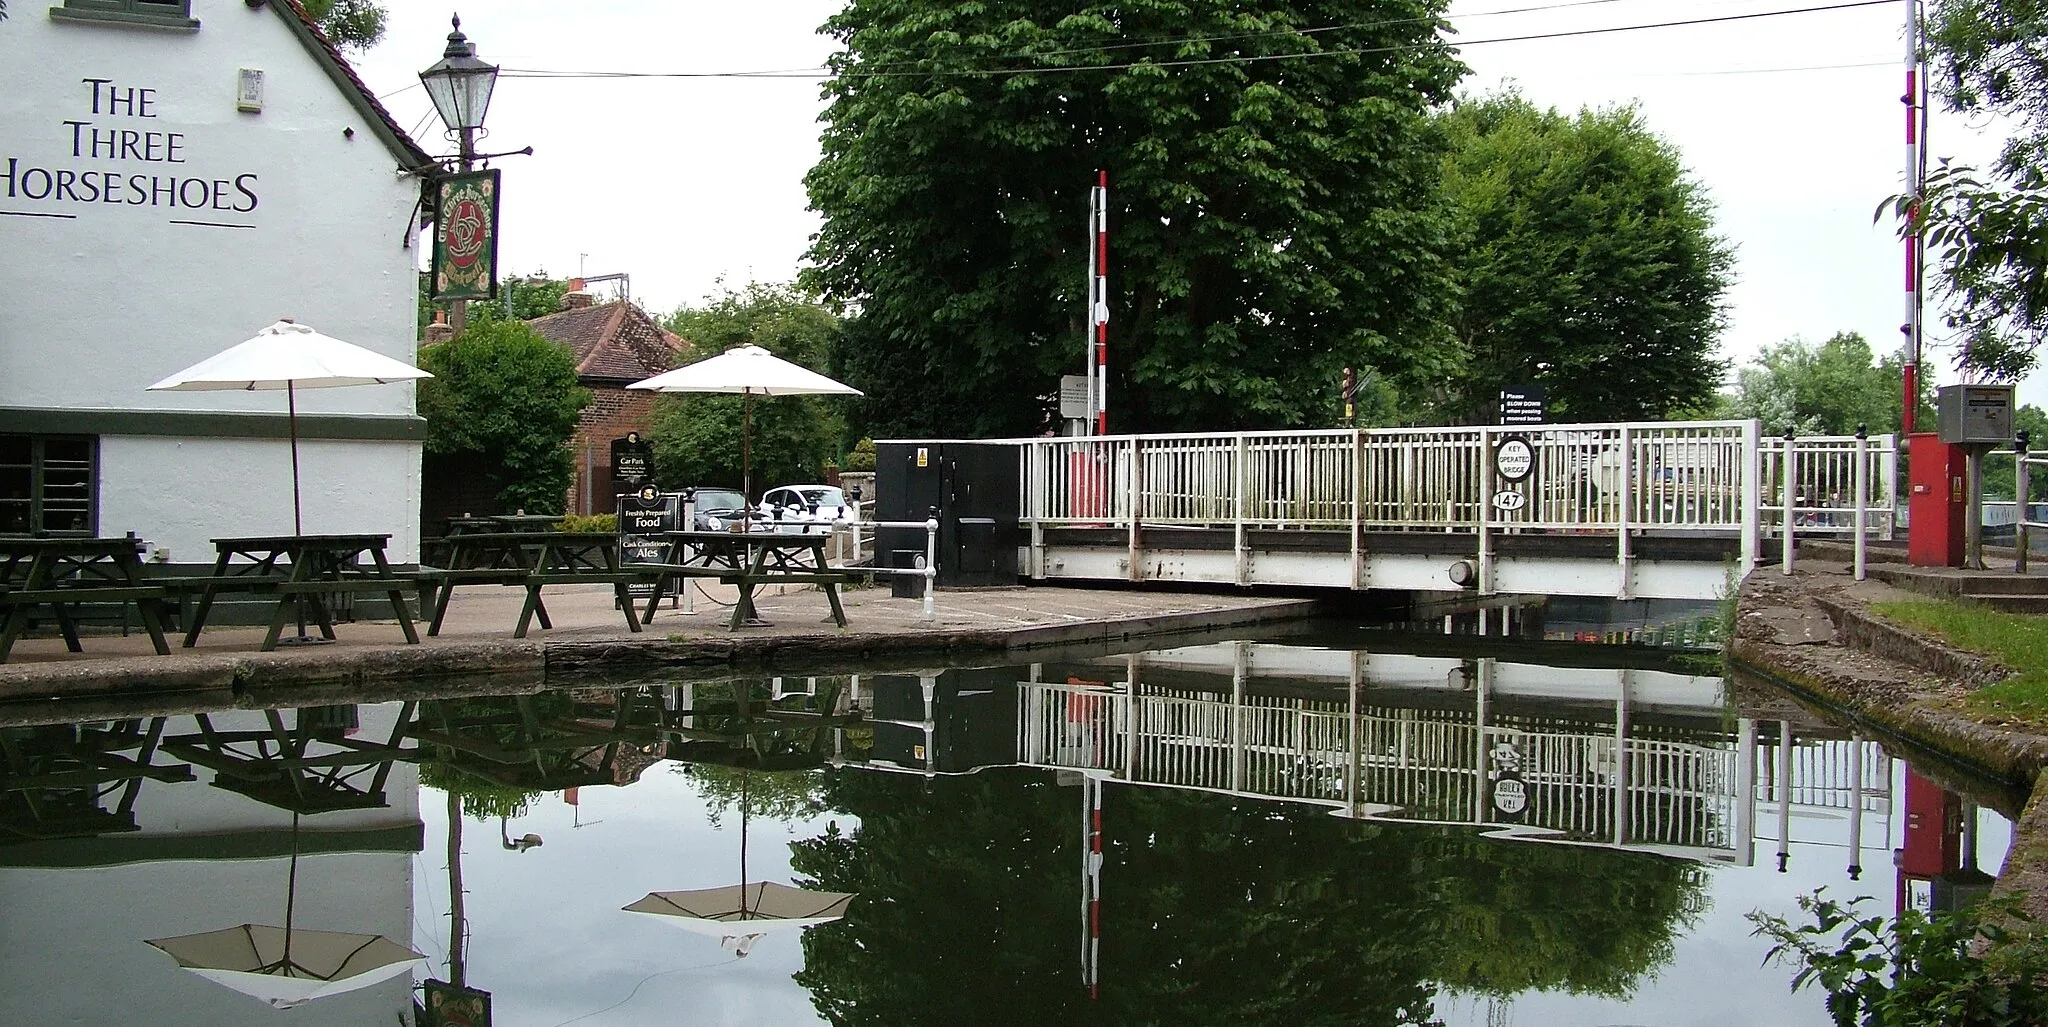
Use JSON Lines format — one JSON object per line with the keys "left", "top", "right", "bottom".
{"left": 1080, "top": 772, "right": 1103, "bottom": 998}
{"left": 1902, "top": 0, "right": 1925, "bottom": 432}
{"left": 1088, "top": 170, "right": 1110, "bottom": 435}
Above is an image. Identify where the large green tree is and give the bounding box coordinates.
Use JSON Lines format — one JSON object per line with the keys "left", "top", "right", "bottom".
{"left": 1727, "top": 332, "right": 1921, "bottom": 436}
{"left": 300, "top": 0, "right": 386, "bottom": 52}
{"left": 790, "top": 763, "right": 1703, "bottom": 1023}
{"left": 650, "top": 283, "right": 844, "bottom": 495}
{"left": 805, "top": 0, "right": 1467, "bottom": 438}
{"left": 1434, "top": 92, "right": 1732, "bottom": 423}
{"left": 1905, "top": 1, "right": 2048, "bottom": 380}
{"left": 418, "top": 321, "right": 590, "bottom": 513}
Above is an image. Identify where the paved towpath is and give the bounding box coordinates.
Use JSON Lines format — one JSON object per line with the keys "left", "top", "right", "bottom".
{"left": 0, "top": 580, "right": 1305, "bottom": 665}
{"left": 0, "top": 579, "right": 1320, "bottom": 715}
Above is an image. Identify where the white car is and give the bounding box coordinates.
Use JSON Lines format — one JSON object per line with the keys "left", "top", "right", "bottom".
{"left": 756, "top": 485, "right": 855, "bottom": 533}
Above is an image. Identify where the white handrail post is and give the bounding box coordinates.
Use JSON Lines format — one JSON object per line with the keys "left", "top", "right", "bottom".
{"left": 680, "top": 495, "right": 696, "bottom": 615}
{"left": 1350, "top": 428, "right": 1365, "bottom": 590}
{"left": 2018, "top": 431, "right": 2033, "bottom": 574}
{"left": 1853, "top": 425, "right": 1869, "bottom": 581}
{"left": 1478, "top": 426, "right": 1494, "bottom": 595}
{"left": 1233, "top": 434, "right": 1249, "bottom": 585}
{"left": 1781, "top": 426, "right": 1797, "bottom": 576}
{"left": 1740, "top": 420, "right": 1762, "bottom": 574}
{"left": 1881, "top": 435, "right": 1900, "bottom": 540}
{"left": 1127, "top": 438, "right": 1143, "bottom": 581}
{"left": 922, "top": 513, "right": 938, "bottom": 623}
{"left": 1616, "top": 425, "right": 1633, "bottom": 599}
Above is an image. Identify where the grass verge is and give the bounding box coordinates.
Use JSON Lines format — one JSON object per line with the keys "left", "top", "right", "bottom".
{"left": 1872, "top": 598, "right": 2048, "bottom": 726}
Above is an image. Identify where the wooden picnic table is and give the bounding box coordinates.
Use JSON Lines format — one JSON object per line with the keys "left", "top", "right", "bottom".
{"left": 0, "top": 535, "right": 173, "bottom": 662}
{"left": 636, "top": 529, "right": 851, "bottom": 631}
{"left": 179, "top": 534, "right": 420, "bottom": 652}
{"left": 417, "top": 531, "right": 642, "bottom": 638}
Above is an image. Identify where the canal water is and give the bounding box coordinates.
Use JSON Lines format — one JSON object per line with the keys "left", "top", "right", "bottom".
{"left": 0, "top": 619, "right": 2014, "bottom": 1026}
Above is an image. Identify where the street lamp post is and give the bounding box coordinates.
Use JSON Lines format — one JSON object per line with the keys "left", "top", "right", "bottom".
{"left": 419, "top": 13, "right": 499, "bottom": 336}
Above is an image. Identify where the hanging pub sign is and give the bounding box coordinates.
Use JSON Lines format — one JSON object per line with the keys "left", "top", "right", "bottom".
{"left": 431, "top": 168, "right": 501, "bottom": 301}
{"left": 423, "top": 979, "right": 492, "bottom": 1026}
{"left": 617, "top": 485, "right": 679, "bottom": 599}
{"left": 611, "top": 432, "right": 655, "bottom": 490}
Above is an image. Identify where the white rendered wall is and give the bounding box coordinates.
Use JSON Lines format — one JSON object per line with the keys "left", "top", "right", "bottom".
{"left": 101, "top": 435, "right": 424, "bottom": 561}
{"left": 0, "top": 1, "right": 426, "bottom": 547}
{"left": 0, "top": 1, "right": 423, "bottom": 413}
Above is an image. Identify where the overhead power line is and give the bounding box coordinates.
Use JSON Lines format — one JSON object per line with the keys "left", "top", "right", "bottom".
{"left": 494, "top": 0, "right": 1897, "bottom": 83}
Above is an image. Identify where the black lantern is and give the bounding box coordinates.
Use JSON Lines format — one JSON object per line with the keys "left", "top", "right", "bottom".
{"left": 418, "top": 14, "right": 497, "bottom": 139}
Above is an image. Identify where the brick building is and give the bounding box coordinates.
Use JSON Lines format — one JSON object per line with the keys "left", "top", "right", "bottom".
{"left": 526, "top": 285, "right": 688, "bottom": 514}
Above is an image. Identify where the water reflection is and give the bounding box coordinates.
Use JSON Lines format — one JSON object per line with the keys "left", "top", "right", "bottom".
{"left": 0, "top": 632, "right": 2017, "bottom": 1025}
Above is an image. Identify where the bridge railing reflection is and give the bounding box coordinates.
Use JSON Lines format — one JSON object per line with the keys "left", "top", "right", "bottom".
{"left": 1017, "top": 677, "right": 1749, "bottom": 859}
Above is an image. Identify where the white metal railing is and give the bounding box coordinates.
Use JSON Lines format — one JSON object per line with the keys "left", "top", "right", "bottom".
{"left": 1021, "top": 421, "right": 1767, "bottom": 533}
{"left": 1757, "top": 433, "right": 1899, "bottom": 541}
{"left": 2001, "top": 448, "right": 2048, "bottom": 572}
{"left": 1011, "top": 420, "right": 1898, "bottom": 588}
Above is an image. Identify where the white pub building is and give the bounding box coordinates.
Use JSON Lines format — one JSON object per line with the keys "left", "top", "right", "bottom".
{"left": 0, "top": 0, "right": 433, "bottom": 562}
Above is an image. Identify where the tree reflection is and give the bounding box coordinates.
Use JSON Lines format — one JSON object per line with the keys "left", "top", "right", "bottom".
{"left": 790, "top": 765, "right": 1706, "bottom": 1024}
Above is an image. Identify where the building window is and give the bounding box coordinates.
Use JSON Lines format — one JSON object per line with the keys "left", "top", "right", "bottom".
{"left": 0, "top": 435, "right": 98, "bottom": 536}
{"left": 48, "top": 0, "right": 198, "bottom": 30}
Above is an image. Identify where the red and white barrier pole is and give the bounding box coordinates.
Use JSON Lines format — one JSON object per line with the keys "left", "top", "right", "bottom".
{"left": 1902, "top": 0, "right": 1924, "bottom": 432}
{"left": 1090, "top": 170, "right": 1110, "bottom": 436}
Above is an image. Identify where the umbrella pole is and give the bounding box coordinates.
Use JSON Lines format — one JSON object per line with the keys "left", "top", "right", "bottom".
{"left": 288, "top": 381, "right": 304, "bottom": 535}
{"left": 740, "top": 770, "right": 749, "bottom": 919}
{"left": 282, "top": 812, "right": 299, "bottom": 972}
{"left": 741, "top": 390, "right": 753, "bottom": 531}
{"left": 283, "top": 381, "right": 321, "bottom": 644}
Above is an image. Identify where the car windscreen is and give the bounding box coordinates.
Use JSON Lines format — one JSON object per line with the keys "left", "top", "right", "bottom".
{"left": 693, "top": 490, "right": 746, "bottom": 512}
{"left": 796, "top": 488, "right": 845, "bottom": 507}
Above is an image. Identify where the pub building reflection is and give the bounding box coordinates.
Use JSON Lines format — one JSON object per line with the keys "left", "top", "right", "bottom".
{"left": 0, "top": 704, "right": 422, "bottom": 1025}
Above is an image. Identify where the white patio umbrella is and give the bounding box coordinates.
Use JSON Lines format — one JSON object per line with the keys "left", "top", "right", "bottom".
{"left": 145, "top": 923, "right": 426, "bottom": 1009}
{"left": 144, "top": 814, "right": 427, "bottom": 1009}
{"left": 626, "top": 345, "right": 860, "bottom": 511}
{"left": 148, "top": 320, "right": 433, "bottom": 533}
{"left": 623, "top": 882, "right": 856, "bottom": 957}
{"left": 622, "top": 769, "right": 854, "bottom": 956}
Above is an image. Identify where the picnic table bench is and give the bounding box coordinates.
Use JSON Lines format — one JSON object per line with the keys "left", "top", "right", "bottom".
{"left": 0, "top": 535, "right": 173, "bottom": 662}
{"left": 635, "top": 530, "right": 857, "bottom": 632}
{"left": 417, "top": 531, "right": 642, "bottom": 637}
{"left": 178, "top": 534, "right": 419, "bottom": 651}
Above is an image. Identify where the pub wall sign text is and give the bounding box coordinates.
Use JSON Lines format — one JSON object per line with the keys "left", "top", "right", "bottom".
{"left": 3, "top": 78, "right": 261, "bottom": 214}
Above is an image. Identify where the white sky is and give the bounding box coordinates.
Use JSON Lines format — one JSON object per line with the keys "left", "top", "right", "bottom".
{"left": 350, "top": 0, "right": 2048, "bottom": 407}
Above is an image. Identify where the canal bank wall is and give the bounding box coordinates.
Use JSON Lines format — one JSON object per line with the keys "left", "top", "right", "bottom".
{"left": 0, "top": 592, "right": 1322, "bottom": 726}
{"left": 1728, "top": 559, "right": 2048, "bottom": 916}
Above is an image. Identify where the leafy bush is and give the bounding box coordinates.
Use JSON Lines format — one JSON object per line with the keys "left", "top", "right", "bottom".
{"left": 1750, "top": 890, "right": 2048, "bottom": 1027}
{"left": 555, "top": 513, "right": 617, "bottom": 534}
{"left": 418, "top": 320, "right": 591, "bottom": 514}
{"left": 844, "top": 438, "right": 876, "bottom": 473}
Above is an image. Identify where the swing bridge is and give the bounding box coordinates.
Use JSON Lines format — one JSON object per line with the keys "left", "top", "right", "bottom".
{"left": 968, "top": 419, "right": 1899, "bottom": 601}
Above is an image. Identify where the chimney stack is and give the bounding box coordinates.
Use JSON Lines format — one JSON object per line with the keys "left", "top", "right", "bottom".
{"left": 424, "top": 308, "right": 455, "bottom": 343}
{"left": 560, "top": 278, "right": 595, "bottom": 311}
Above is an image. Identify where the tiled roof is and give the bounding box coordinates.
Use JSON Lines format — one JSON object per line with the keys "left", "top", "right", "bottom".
{"left": 527, "top": 301, "right": 687, "bottom": 384}
{"left": 272, "top": 0, "right": 435, "bottom": 172}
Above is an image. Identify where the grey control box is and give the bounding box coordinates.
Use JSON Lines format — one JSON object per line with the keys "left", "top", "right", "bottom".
{"left": 1937, "top": 384, "right": 2016, "bottom": 445}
